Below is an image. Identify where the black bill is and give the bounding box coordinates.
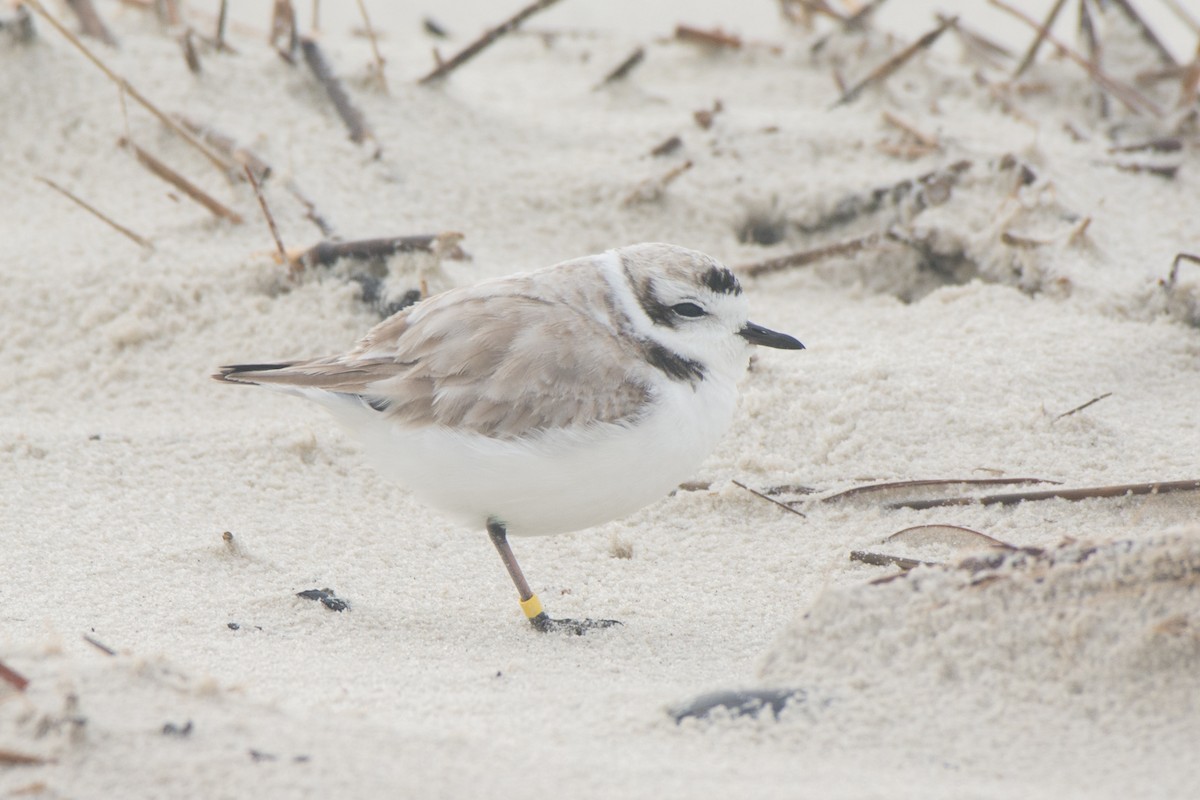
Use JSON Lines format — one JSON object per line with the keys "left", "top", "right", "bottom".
{"left": 739, "top": 321, "right": 804, "bottom": 350}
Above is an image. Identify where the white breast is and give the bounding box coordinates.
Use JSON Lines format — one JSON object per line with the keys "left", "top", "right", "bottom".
{"left": 325, "top": 372, "right": 740, "bottom": 536}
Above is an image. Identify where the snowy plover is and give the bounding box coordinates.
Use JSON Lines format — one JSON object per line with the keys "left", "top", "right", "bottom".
{"left": 216, "top": 243, "right": 803, "bottom": 632}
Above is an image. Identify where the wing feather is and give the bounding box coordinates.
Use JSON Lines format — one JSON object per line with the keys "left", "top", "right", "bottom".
{"left": 219, "top": 264, "right": 655, "bottom": 439}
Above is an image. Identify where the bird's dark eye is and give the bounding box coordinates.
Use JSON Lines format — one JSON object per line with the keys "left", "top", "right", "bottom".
{"left": 672, "top": 302, "right": 706, "bottom": 318}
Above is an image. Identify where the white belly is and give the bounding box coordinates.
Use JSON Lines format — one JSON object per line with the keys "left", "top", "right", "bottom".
{"left": 325, "top": 377, "right": 739, "bottom": 536}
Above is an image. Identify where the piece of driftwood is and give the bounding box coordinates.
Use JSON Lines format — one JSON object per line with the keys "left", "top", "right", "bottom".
{"left": 418, "top": 0, "right": 565, "bottom": 84}
{"left": 622, "top": 160, "right": 693, "bottom": 206}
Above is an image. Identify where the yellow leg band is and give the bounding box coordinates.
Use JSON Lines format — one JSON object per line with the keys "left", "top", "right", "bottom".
{"left": 519, "top": 594, "right": 544, "bottom": 620}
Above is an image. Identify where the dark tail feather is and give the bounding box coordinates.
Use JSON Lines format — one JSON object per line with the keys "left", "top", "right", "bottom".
{"left": 212, "top": 362, "right": 296, "bottom": 384}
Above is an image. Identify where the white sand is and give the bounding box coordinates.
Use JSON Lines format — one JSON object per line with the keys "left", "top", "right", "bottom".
{"left": 2, "top": 1, "right": 1199, "bottom": 797}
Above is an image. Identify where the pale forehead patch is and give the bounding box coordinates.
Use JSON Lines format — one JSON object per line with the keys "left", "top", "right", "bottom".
{"left": 617, "top": 242, "right": 742, "bottom": 298}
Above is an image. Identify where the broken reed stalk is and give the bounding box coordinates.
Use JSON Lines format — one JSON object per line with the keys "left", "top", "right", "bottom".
{"left": 243, "top": 164, "right": 288, "bottom": 265}
{"left": 737, "top": 233, "right": 884, "bottom": 278}
{"left": 37, "top": 176, "right": 153, "bottom": 249}
{"left": 300, "top": 37, "right": 373, "bottom": 145}
{"left": 731, "top": 479, "right": 807, "bottom": 518}
{"left": 24, "top": 0, "right": 235, "bottom": 175}
{"left": 0, "top": 660, "right": 29, "bottom": 691}
{"left": 1012, "top": 0, "right": 1067, "bottom": 79}
{"left": 120, "top": 137, "right": 244, "bottom": 223}
{"left": 595, "top": 46, "right": 645, "bottom": 88}
{"left": 986, "top": 0, "right": 1163, "bottom": 117}
{"left": 1053, "top": 392, "right": 1112, "bottom": 421}
{"left": 832, "top": 15, "right": 956, "bottom": 108}
{"left": 888, "top": 479, "right": 1200, "bottom": 511}
{"left": 674, "top": 24, "right": 742, "bottom": 50}
{"left": 354, "top": 0, "right": 389, "bottom": 93}
{"left": 418, "top": 0, "right": 565, "bottom": 84}
{"left": 65, "top": 0, "right": 116, "bottom": 46}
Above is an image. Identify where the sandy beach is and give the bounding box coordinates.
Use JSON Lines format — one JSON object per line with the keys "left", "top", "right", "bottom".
{"left": 2, "top": 1, "right": 1199, "bottom": 797}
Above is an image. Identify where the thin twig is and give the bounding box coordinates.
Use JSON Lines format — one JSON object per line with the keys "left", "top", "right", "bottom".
{"left": 354, "top": 0, "right": 389, "bottom": 93}
{"left": 1165, "top": 253, "right": 1200, "bottom": 291}
{"left": 1108, "top": 0, "right": 1176, "bottom": 66}
{"left": 64, "top": 0, "right": 116, "bottom": 46}
{"left": 37, "top": 176, "right": 153, "bottom": 249}
{"left": 82, "top": 634, "right": 117, "bottom": 656}
{"left": 1012, "top": 0, "right": 1067, "bottom": 79}
{"left": 987, "top": 0, "right": 1163, "bottom": 117}
{"left": 832, "top": 15, "right": 956, "bottom": 108}
{"left": 736, "top": 232, "right": 885, "bottom": 278}
{"left": 215, "top": 0, "right": 229, "bottom": 50}
{"left": 300, "top": 37, "right": 374, "bottom": 146}
{"left": 732, "top": 479, "right": 807, "bottom": 518}
{"left": 120, "top": 137, "right": 243, "bottom": 223}
{"left": 1053, "top": 392, "right": 1112, "bottom": 421}
{"left": 594, "top": 46, "right": 645, "bottom": 89}
{"left": 888, "top": 479, "right": 1200, "bottom": 510}
{"left": 24, "top": 0, "right": 236, "bottom": 175}
{"left": 243, "top": 164, "right": 287, "bottom": 266}
{"left": 418, "top": 0, "right": 565, "bottom": 85}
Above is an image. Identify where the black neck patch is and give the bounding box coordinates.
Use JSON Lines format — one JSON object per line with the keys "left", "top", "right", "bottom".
{"left": 702, "top": 266, "right": 742, "bottom": 296}
{"left": 642, "top": 340, "right": 706, "bottom": 384}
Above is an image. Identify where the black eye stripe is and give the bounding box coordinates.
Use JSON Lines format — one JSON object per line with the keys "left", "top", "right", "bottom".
{"left": 672, "top": 302, "right": 706, "bottom": 318}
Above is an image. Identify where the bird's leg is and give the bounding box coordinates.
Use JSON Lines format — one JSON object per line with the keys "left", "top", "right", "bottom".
{"left": 485, "top": 518, "right": 621, "bottom": 635}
